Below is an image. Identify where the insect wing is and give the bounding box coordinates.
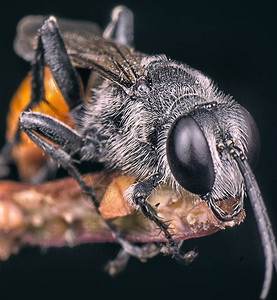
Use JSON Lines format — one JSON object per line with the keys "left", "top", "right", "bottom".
{"left": 14, "top": 15, "right": 102, "bottom": 62}
{"left": 65, "top": 34, "right": 145, "bottom": 88}
{"left": 14, "top": 16, "right": 145, "bottom": 88}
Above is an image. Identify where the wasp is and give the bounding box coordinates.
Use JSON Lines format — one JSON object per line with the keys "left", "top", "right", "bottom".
{"left": 0, "top": 6, "right": 276, "bottom": 299}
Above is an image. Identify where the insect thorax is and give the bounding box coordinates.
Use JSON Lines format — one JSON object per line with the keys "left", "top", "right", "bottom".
{"left": 80, "top": 56, "right": 245, "bottom": 197}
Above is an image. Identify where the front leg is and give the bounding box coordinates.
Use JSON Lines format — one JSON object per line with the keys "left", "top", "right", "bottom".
{"left": 127, "top": 174, "right": 175, "bottom": 247}
{"left": 19, "top": 111, "right": 161, "bottom": 265}
{"left": 129, "top": 179, "right": 196, "bottom": 263}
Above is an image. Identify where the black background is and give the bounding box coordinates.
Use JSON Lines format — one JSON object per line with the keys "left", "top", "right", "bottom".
{"left": 0, "top": 0, "right": 276, "bottom": 299}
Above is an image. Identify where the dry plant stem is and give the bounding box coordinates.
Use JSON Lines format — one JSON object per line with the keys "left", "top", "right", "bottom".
{"left": 0, "top": 172, "right": 244, "bottom": 261}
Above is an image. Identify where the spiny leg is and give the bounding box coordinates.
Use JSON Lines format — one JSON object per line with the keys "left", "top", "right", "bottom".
{"left": 132, "top": 175, "right": 174, "bottom": 243}
{"left": 128, "top": 176, "right": 189, "bottom": 261}
{"left": 19, "top": 111, "right": 161, "bottom": 264}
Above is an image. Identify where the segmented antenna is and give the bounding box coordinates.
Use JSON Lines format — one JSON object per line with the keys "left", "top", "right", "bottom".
{"left": 232, "top": 150, "right": 277, "bottom": 299}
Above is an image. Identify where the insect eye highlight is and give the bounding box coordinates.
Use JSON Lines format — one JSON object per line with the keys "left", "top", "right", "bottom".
{"left": 166, "top": 115, "right": 215, "bottom": 195}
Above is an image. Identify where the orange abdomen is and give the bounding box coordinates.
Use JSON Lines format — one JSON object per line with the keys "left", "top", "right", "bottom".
{"left": 6, "top": 67, "right": 74, "bottom": 181}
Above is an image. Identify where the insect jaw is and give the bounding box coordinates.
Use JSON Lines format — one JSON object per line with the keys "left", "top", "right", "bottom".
{"left": 207, "top": 140, "right": 277, "bottom": 298}
{"left": 201, "top": 140, "right": 246, "bottom": 222}
{"left": 203, "top": 192, "right": 244, "bottom": 222}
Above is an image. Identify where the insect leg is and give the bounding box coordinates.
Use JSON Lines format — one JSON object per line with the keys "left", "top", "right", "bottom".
{"left": 38, "top": 17, "right": 84, "bottom": 119}
{"left": 104, "top": 248, "right": 131, "bottom": 276}
{"left": 19, "top": 111, "right": 161, "bottom": 264}
{"left": 19, "top": 112, "right": 83, "bottom": 152}
{"left": 105, "top": 242, "right": 161, "bottom": 276}
{"left": 129, "top": 175, "right": 176, "bottom": 247}
{"left": 0, "top": 17, "right": 85, "bottom": 180}
{"left": 103, "top": 6, "right": 134, "bottom": 46}
{"left": 129, "top": 178, "right": 191, "bottom": 262}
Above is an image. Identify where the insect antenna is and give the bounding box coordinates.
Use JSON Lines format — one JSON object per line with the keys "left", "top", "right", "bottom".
{"left": 231, "top": 149, "right": 277, "bottom": 300}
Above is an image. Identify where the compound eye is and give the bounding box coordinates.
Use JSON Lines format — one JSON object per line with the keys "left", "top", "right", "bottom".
{"left": 166, "top": 115, "right": 215, "bottom": 195}
{"left": 239, "top": 106, "right": 260, "bottom": 166}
